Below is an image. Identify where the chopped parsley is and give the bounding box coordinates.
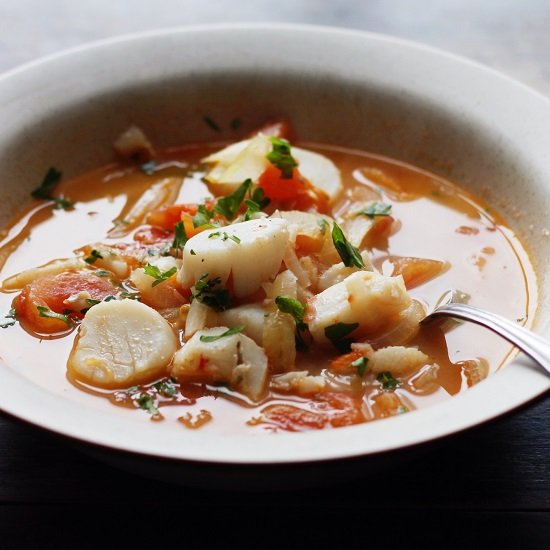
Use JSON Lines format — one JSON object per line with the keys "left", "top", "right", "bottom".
{"left": 36, "top": 305, "right": 73, "bottom": 327}
{"left": 172, "top": 221, "right": 188, "bottom": 254}
{"left": 136, "top": 393, "right": 159, "bottom": 416}
{"left": 203, "top": 115, "right": 222, "bottom": 132}
{"left": 94, "top": 270, "right": 111, "bottom": 277}
{"left": 30, "top": 167, "right": 74, "bottom": 210}
{"left": 356, "top": 202, "right": 392, "bottom": 218}
{"left": 200, "top": 325, "right": 245, "bottom": 343}
{"left": 208, "top": 231, "right": 241, "bottom": 244}
{"left": 351, "top": 356, "right": 368, "bottom": 377}
{"left": 331, "top": 222, "right": 364, "bottom": 268}
{"left": 119, "top": 291, "right": 141, "bottom": 301}
{"left": 266, "top": 137, "right": 298, "bottom": 178}
{"left": 190, "top": 249, "right": 196, "bottom": 256}
{"left": 193, "top": 204, "right": 215, "bottom": 228}
{"left": 141, "top": 160, "right": 157, "bottom": 175}
{"left": 84, "top": 298, "right": 102, "bottom": 307}
{"left": 244, "top": 187, "right": 270, "bottom": 221}
{"left": 377, "top": 371, "right": 401, "bottom": 390}
{"left": 0, "top": 308, "right": 17, "bottom": 329}
{"left": 153, "top": 378, "right": 178, "bottom": 397}
{"left": 275, "top": 296, "right": 309, "bottom": 351}
{"left": 143, "top": 264, "right": 177, "bottom": 287}
{"left": 84, "top": 249, "right": 104, "bottom": 264}
{"left": 192, "top": 274, "right": 230, "bottom": 311}
{"left": 324, "top": 322, "right": 359, "bottom": 353}
{"left": 214, "top": 179, "right": 252, "bottom": 220}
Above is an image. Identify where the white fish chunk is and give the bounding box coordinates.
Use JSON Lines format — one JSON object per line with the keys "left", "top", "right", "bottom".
{"left": 307, "top": 271, "right": 412, "bottom": 345}
{"left": 68, "top": 300, "right": 178, "bottom": 388}
{"left": 171, "top": 327, "right": 268, "bottom": 402}
{"left": 178, "top": 218, "right": 288, "bottom": 298}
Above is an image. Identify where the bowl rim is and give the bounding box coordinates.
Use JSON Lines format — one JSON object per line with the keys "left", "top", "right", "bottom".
{"left": 0, "top": 23, "right": 548, "bottom": 465}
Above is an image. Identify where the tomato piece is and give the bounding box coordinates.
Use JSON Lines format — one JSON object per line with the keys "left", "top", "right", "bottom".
{"left": 389, "top": 256, "right": 449, "bottom": 289}
{"left": 261, "top": 404, "right": 328, "bottom": 431}
{"left": 133, "top": 225, "right": 172, "bottom": 245}
{"left": 312, "top": 392, "right": 364, "bottom": 427}
{"left": 247, "top": 117, "right": 294, "bottom": 140}
{"left": 15, "top": 272, "right": 119, "bottom": 334}
{"left": 258, "top": 165, "right": 305, "bottom": 201}
{"left": 146, "top": 203, "right": 199, "bottom": 230}
{"left": 329, "top": 350, "right": 364, "bottom": 373}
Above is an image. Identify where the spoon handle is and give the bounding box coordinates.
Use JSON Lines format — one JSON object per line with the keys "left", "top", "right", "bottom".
{"left": 426, "top": 302, "right": 550, "bottom": 375}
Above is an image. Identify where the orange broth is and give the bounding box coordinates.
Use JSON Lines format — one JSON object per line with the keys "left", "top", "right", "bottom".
{"left": 0, "top": 142, "right": 537, "bottom": 433}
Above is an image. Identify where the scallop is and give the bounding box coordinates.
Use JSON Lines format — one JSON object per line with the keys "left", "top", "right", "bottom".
{"left": 68, "top": 299, "right": 177, "bottom": 388}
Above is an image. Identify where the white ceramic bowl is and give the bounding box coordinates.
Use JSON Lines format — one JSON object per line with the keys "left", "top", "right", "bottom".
{"left": 0, "top": 25, "right": 548, "bottom": 483}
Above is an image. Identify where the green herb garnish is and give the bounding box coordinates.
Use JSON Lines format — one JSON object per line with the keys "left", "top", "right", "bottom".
{"left": 356, "top": 202, "right": 392, "bottom": 218}
{"left": 84, "top": 249, "right": 104, "bottom": 264}
{"left": 193, "top": 204, "right": 215, "bottom": 228}
{"left": 172, "top": 221, "right": 188, "bottom": 254}
{"left": 0, "top": 308, "right": 17, "bottom": 329}
{"left": 324, "top": 322, "right": 359, "bottom": 353}
{"left": 266, "top": 137, "right": 298, "bottom": 179}
{"left": 190, "top": 249, "right": 196, "bottom": 256}
{"left": 214, "top": 179, "right": 252, "bottom": 220}
{"left": 377, "top": 371, "right": 401, "bottom": 390}
{"left": 351, "top": 356, "right": 368, "bottom": 377}
{"left": 136, "top": 393, "right": 159, "bottom": 416}
{"left": 143, "top": 264, "right": 178, "bottom": 287}
{"left": 31, "top": 167, "right": 74, "bottom": 210}
{"left": 36, "top": 305, "right": 73, "bottom": 327}
{"left": 203, "top": 115, "right": 221, "bottom": 132}
{"left": 193, "top": 274, "right": 230, "bottom": 311}
{"left": 200, "top": 325, "right": 245, "bottom": 343}
{"left": 331, "top": 223, "right": 364, "bottom": 268}
{"left": 153, "top": 378, "right": 178, "bottom": 397}
{"left": 275, "top": 296, "right": 309, "bottom": 351}
{"left": 119, "top": 291, "right": 141, "bottom": 301}
{"left": 244, "top": 187, "right": 270, "bottom": 221}
{"left": 94, "top": 270, "right": 111, "bottom": 277}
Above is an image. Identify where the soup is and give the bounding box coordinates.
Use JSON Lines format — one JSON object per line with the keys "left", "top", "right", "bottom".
{"left": 0, "top": 119, "right": 536, "bottom": 433}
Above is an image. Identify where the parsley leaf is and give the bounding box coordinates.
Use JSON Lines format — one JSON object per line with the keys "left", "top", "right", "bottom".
{"left": 193, "top": 204, "right": 215, "bottom": 228}
{"left": 244, "top": 187, "right": 270, "bottom": 220}
{"left": 192, "top": 274, "right": 230, "bottom": 311}
{"left": 136, "top": 393, "right": 160, "bottom": 416}
{"left": 36, "top": 305, "right": 73, "bottom": 327}
{"left": 356, "top": 202, "right": 392, "bottom": 218}
{"left": 30, "top": 167, "right": 74, "bottom": 210}
{"left": 0, "top": 308, "right": 17, "bottom": 329}
{"left": 214, "top": 179, "right": 252, "bottom": 220}
{"left": 331, "top": 222, "right": 364, "bottom": 268}
{"left": 266, "top": 137, "right": 298, "bottom": 179}
{"left": 84, "top": 249, "right": 103, "bottom": 264}
{"left": 325, "top": 322, "right": 359, "bottom": 353}
{"left": 94, "top": 270, "right": 111, "bottom": 277}
{"left": 377, "top": 371, "right": 401, "bottom": 390}
{"left": 119, "top": 291, "right": 141, "bottom": 301}
{"left": 153, "top": 378, "right": 178, "bottom": 397}
{"left": 351, "top": 356, "right": 368, "bottom": 377}
{"left": 172, "top": 221, "right": 188, "bottom": 254}
{"left": 143, "top": 264, "right": 177, "bottom": 287}
{"left": 200, "top": 325, "right": 245, "bottom": 343}
{"left": 275, "top": 296, "right": 309, "bottom": 351}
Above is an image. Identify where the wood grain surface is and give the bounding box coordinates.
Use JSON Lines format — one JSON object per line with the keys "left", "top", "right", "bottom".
{"left": 0, "top": 1, "right": 549, "bottom": 545}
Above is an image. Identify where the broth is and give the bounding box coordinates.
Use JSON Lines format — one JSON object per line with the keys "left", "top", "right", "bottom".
{"left": 0, "top": 139, "right": 537, "bottom": 433}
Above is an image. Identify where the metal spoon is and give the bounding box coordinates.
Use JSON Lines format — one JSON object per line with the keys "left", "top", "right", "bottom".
{"left": 422, "top": 290, "right": 550, "bottom": 376}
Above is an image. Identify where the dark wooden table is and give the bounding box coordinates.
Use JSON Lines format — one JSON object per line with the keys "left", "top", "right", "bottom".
{"left": 0, "top": 1, "right": 548, "bottom": 546}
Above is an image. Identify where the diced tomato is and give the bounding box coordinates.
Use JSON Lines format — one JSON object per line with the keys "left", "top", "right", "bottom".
{"left": 133, "top": 225, "right": 172, "bottom": 245}
{"left": 313, "top": 392, "right": 364, "bottom": 427}
{"left": 247, "top": 117, "right": 294, "bottom": 140}
{"left": 261, "top": 404, "right": 328, "bottom": 431}
{"left": 259, "top": 165, "right": 305, "bottom": 201}
{"left": 329, "top": 350, "right": 364, "bottom": 373}
{"left": 146, "top": 200, "right": 216, "bottom": 231}
{"left": 15, "top": 272, "right": 119, "bottom": 334}
{"left": 389, "top": 256, "right": 449, "bottom": 289}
